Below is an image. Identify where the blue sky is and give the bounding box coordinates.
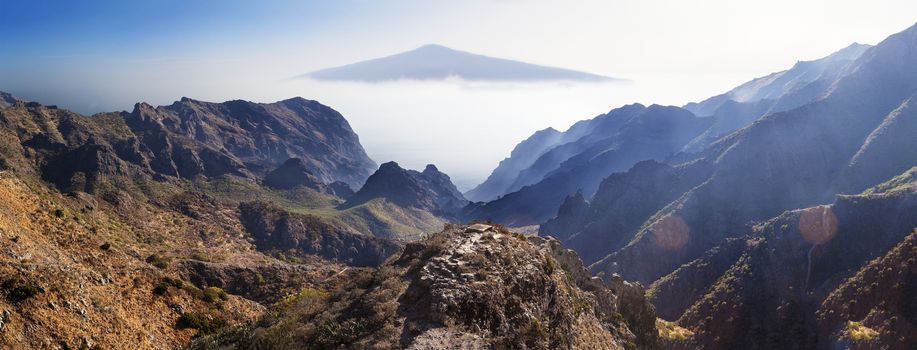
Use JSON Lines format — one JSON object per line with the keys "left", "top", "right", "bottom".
{"left": 2, "top": 1, "right": 917, "bottom": 187}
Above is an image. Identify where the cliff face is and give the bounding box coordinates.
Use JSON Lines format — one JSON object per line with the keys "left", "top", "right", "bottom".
{"left": 189, "top": 224, "right": 661, "bottom": 350}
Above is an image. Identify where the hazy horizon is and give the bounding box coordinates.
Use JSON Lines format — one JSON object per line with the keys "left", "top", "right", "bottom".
{"left": 3, "top": 0, "right": 917, "bottom": 189}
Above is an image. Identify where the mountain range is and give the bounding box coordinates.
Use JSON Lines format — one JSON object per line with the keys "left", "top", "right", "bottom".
{"left": 302, "top": 44, "right": 622, "bottom": 82}
{"left": 1, "top": 21, "right": 917, "bottom": 350}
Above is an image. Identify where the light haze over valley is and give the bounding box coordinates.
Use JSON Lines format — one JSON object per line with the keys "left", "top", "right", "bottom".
{"left": 4, "top": 0, "right": 917, "bottom": 189}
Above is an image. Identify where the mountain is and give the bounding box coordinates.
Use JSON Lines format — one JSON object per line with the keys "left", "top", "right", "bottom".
{"left": 464, "top": 127, "right": 562, "bottom": 202}
{"left": 302, "top": 44, "right": 621, "bottom": 82}
{"left": 463, "top": 104, "right": 712, "bottom": 226}
{"left": 540, "top": 159, "right": 714, "bottom": 264}
{"left": 345, "top": 162, "right": 469, "bottom": 218}
{"left": 680, "top": 43, "right": 871, "bottom": 153}
{"left": 0, "top": 93, "right": 445, "bottom": 348}
{"left": 647, "top": 171, "right": 917, "bottom": 349}
{"left": 465, "top": 104, "right": 646, "bottom": 202}
{"left": 187, "top": 224, "right": 661, "bottom": 350}
{"left": 0, "top": 95, "right": 376, "bottom": 194}
{"left": 126, "top": 96, "right": 376, "bottom": 188}
{"left": 469, "top": 42, "right": 872, "bottom": 207}
{"left": 684, "top": 43, "right": 871, "bottom": 117}
{"left": 587, "top": 22, "right": 917, "bottom": 287}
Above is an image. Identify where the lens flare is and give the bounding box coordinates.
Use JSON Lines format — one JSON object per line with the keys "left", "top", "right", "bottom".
{"left": 650, "top": 214, "right": 690, "bottom": 251}
{"left": 798, "top": 205, "right": 838, "bottom": 244}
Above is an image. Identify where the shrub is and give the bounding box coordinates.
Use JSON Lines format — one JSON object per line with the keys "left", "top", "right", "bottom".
{"left": 202, "top": 287, "right": 228, "bottom": 304}
{"left": 178, "top": 311, "right": 228, "bottom": 334}
{"left": 153, "top": 277, "right": 185, "bottom": 296}
{"left": 53, "top": 208, "right": 65, "bottom": 218}
{"left": 2, "top": 278, "right": 42, "bottom": 303}
{"left": 146, "top": 254, "right": 170, "bottom": 269}
{"left": 846, "top": 321, "right": 879, "bottom": 341}
{"left": 656, "top": 318, "right": 694, "bottom": 341}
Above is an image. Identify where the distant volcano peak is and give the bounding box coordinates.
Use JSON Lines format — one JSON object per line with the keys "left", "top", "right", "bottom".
{"left": 301, "top": 45, "right": 624, "bottom": 83}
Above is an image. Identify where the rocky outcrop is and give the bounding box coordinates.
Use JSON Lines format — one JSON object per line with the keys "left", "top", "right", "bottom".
{"left": 204, "top": 225, "right": 660, "bottom": 349}
{"left": 238, "top": 201, "right": 399, "bottom": 267}
{"left": 0, "top": 91, "right": 18, "bottom": 108}
{"left": 345, "top": 162, "right": 468, "bottom": 218}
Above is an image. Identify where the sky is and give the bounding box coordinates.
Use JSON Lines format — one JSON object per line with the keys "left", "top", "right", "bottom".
{"left": 2, "top": 0, "right": 917, "bottom": 189}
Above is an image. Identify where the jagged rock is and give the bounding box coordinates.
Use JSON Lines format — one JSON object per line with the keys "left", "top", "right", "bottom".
{"left": 210, "top": 225, "right": 660, "bottom": 349}
{"left": 464, "top": 224, "right": 493, "bottom": 233}
{"left": 345, "top": 161, "right": 468, "bottom": 217}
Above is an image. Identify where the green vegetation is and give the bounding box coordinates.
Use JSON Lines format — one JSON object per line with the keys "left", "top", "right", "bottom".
{"left": 861, "top": 166, "right": 917, "bottom": 194}
{"left": 178, "top": 311, "right": 228, "bottom": 334}
{"left": 202, "top": 287, "right": 228, "bottom": 304}
{"left": 146, "top": 254, "right": 170, "bottom": 269}
{"left": 656, "top": 318, "right": 693, "bottom": 341}
{"left": 153, "top": 277, "right": 185, "bottom": 296}
{"left": 311, "top": 319, "right": 377, "bottom": 350}
{"left": 846, "top": 321, "right": 879, "bottom": 341}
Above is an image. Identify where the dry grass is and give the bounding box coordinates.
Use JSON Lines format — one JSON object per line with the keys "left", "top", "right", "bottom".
{"left": 656, "top": 318, "right": 694, "bottom": 341}
{"left": 846, "top": 321, "right": 879, "bottom": 342}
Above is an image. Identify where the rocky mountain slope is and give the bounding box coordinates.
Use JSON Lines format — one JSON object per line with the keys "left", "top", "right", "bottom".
{"left": 0, "top": 94, "right": 434, "bottom": 348}
{"left": 0, "top": 95, "right": 375, "bottom": 192}
{"left": 645, "top": 170, "right": 917, "bottom": 349}
{"left": 125, "top": 96, "right": 376, "bottom": 188}
{"left": 345, "top": 162, "right": 469, "bottom": 219}
{"left": 463, "top": 104, "right": 712, "bottom": 226}
{"left": 465, "top": 127, "right": 563, "bottom": 202}
{"left": 587, "top": 22, "right": 917, "bottom": 287}
{"left": 0, "top": 170, "right": 354, "bottom": 349}
{"left": 680, "top": 43, "right": 870, "bottom": 153}
{"left": 187, "top": 224, "right": 661, "bottom": 350}
{"left": 469, "top": 42, "right": 871, "bottom": 221}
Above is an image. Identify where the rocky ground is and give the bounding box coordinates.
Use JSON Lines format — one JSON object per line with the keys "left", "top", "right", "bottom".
{"left": 187, "top": 224, "right": 662, "bottom": 350}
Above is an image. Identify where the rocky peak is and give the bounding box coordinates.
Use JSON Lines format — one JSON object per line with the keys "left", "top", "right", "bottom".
{"left": 216, "top": 224, "right": 660, "bottom": 349}
{"left": 345, "top": 161, "right": 468, "bottom": 217}
{"left": 0, "top": 91, "right": 19, "bottom": 108}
